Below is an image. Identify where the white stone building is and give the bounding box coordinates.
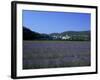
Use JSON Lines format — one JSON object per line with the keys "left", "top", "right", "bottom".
{"left": 62, "top": 35, "right": 70, "bottom": 40}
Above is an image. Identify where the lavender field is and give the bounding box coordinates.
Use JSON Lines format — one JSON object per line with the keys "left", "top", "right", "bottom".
{"left": 23, "top": 41, "right": 90, "bottom": 69}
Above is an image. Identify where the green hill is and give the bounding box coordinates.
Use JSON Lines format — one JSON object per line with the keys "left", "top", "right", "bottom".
{"left": 23, "top": 26, "right": 90, "bottom": 41}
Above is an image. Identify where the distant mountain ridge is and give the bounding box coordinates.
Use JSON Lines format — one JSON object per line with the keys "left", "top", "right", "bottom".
{"left": 50, "top": 31, "right": 90, "bottom": 36}
{"left": 23, "top": 26, "right": 90, "bottom": 41}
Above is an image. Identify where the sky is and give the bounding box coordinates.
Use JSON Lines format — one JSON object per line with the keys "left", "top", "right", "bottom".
{"left": 22, "top": 10, "right": 91, "bottom": 34}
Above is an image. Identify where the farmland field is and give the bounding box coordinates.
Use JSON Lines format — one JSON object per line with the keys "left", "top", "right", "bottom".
{"left": 23, "top": 41, "right": 90, "bottom": 69}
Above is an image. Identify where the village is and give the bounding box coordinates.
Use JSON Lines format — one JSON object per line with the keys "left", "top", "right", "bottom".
{"left": 52, "top": 35, "right": 70, "bottom": 40}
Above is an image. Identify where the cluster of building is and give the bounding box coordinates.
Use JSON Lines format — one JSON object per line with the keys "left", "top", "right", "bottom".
{"left": 52, "top": 35, "right": 71, "bottom": 40}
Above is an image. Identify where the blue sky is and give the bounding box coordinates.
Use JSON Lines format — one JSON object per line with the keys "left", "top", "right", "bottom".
{"left": 23, "top": 10, "right": 91, "bottom": 34}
